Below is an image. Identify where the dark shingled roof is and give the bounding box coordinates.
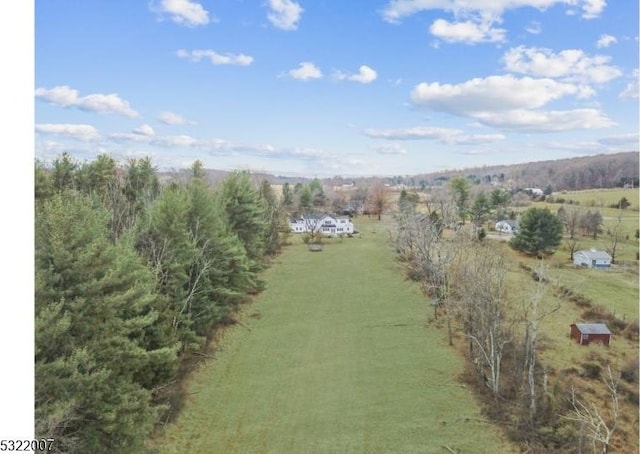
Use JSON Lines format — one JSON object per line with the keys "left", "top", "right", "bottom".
{"left": 573, "top": 323, "right": 612, "bottom": 335}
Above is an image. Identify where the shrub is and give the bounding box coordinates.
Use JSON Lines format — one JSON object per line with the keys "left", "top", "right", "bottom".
{"left": 623, "top": 320, "right": 639, "bottom": 341}
{"left": 620, "top": 359, "right": 639, "bottom": 384}
{"left": 581, "top": 362, "right": 601, "bottom": 379}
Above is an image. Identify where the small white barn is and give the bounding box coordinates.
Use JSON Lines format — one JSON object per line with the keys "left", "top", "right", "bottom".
{"left": 573, "top": 249, "right": 612, "bottom": 268}
{"left": 495, "top": 220, "right": 519, "bottom": 234}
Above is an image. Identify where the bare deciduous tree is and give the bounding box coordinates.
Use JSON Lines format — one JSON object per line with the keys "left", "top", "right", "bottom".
{"left": 368, "top": 184, "right": 390, "bottom": 220}
{"left": 520, "top": 264, "right": 560, "bottom": 423}
{"left": 455, "top": 244, "right": 512, "bottom": 397}
{"left": 563, "top": 366, "right": 620, "bottom": 454}
{"left": 606, "top": 211, "right": 625, "bottom": 264}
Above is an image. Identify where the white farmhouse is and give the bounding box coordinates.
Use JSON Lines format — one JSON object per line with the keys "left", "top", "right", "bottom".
{"left": 573, "top": 249, "right": 612, "bottom": 268}
{"left": 289, "top": 213, "right": 354, "bottom": 236}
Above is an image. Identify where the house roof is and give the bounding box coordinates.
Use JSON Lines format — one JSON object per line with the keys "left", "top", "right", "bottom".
{"left": 302, "top": 213, "right": 336, "bottom": 220}
{"left": 576, "top": 249, "right": 612, "bottom": 261}
{"left": 572, "top": 323, "right": 612, "bottom": 335}
{"left": 496, "top": 220, "right": 518, "bottom": 227}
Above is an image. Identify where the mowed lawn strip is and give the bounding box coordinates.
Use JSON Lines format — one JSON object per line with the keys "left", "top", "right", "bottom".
{"left": 155, "top": 219, "right": 517, "bottom": 453}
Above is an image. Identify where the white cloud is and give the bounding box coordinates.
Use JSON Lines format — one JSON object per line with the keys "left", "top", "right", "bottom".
{"left": 35, "top": 123, "right": 100, "bottom": 141}
{"left": 35, "top": 86, "right": 139, "bottom": 118}
{"left": 472, "top": 108, "right": 615, "bottom": 131}
{"left": 108, "top": 132, "right": 153, "bottom": 143}
{"left": 596, "top": 34, "right": 617, "bottom": 48}
{"left": 410, "top": 75, "right": 585, "bottom": 114}
{"left": 133, "top": 124, "right": 155, "bottom": 136}
{"left": 449, "top": 133, "right": 507, "bottom": 145}
{"left": 597, "top": 132, "right": 639, "bottom": 145}
{"left": 525, "top": 21, "right": 542, "bottom": 34}
{"left": 150, "top": 0, "right": 210, "bottom": 27}
{"left": 153, "top": 135, "right": 199, "bottom": 147}
{"left": 409, "top": 74, "right": 615, "bottom": 131}
{"left": 381, "top": 0, "right": 606, "bottom": 23}
{"left": 619, "top": 69, "right": 639, "bottom": 100}
{"left": 287, "top": 62, "right": 323, "bottom": 80}
{"left": 502, "top": 46, "right": 622, "bottom": 84}
{"left": 430, "top": 17, "right": 506, "bottom": 44}
{"left": 580, "top": 0, "right": 606, "bottom": 19}
{"left": 382, "top": 0, "right": 605, "bottom": 46}
{"left": 251, "top": 146, "right": 326, "bottom": 160}
{"left": 158, "top": 111, "right": 188, "bottom": 125}
{"left": 176, "top": 49, "right": 254, "bottom": 66}
{"left": 364, "top": 125, "right": 506, "bottom": 144}
{"left": 267, "top": 0, "right": 303, "bottom": 30}
{"left": 365, "top": 125, "right": 462, "bottom": 140}
{"left": 371, "top": 144, "right": 408, "bottom": 155}
{"left": 334, "top": 65, "right": 378, "bottom": 83}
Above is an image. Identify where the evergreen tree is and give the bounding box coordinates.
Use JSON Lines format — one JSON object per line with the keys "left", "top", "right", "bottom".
{"left": 106, "top": 157, "right": 160, "bottom": 241}
{"left": 35, "top": 160, "right": 54, "bottom": 202}
{"left": 190, "top": 160, "right": 207, "bottom": 180}
{"left": 219, "top": 171, "right": 266, "bottom": 262}
{"left": 185, "top": 178, "right": 257, "bottom": 332}
{"left": 136, "top": 179, "right": 259, "bottom": 348}
{"left": 299, "top": 185, "right": 313, "bottom": 212}
{"left": 281, "top": 182, "right": 294, "bottom": 207}
{"left": 35, "top": 191, "right": 177, "bottom": 452}
{"left": 398, "top": 189, "right": 417, "bottom": 215}
{"left": 83, "top": 154, "right": 117, "bottom": 195}
{"left": 470, "top": 191, "right": 491, "bottom": 226}
{"left": 449, "top": 177, "right": 471, "bottom": 224}
{"left": 258, "top": 179, "right": 284, "bottom": 256}
{"left": 490, "top": 188, "right": 510, "bottom": 208}
{"left": 51, "top": 152, "right": 78, "bottom": 192}
{"left": 509, "top": 207, "right": 563, "bottom": 258}
{"left": 135, "top": 184, "right": 201, "bottom": 347}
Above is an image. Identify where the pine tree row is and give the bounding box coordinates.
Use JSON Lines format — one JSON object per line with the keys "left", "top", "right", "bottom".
{"left": 35, "top": 153, "right": 286, "bottom": 452}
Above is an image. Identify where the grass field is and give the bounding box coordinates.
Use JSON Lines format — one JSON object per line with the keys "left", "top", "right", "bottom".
{"left": 552, "top": 188, "right": 639, "bottom": 211}
{"left": 151, "top": 217, "right": 517, "bottom": 453}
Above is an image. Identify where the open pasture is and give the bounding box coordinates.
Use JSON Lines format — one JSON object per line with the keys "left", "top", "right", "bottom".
{"left": 552, "top": 188, "right": 639, "bottom": 210}
{"left": 152, "top": 217, "right": 516, "bottom": 453}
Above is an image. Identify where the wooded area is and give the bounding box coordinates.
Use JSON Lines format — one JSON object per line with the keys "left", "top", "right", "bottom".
{"left": 34, "top": 153, "right": 287, "bottom": 452}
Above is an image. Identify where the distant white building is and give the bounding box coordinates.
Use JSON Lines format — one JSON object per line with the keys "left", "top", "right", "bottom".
{"left": 495, "top": 220, "right": 519, "bottom": 234}
{"left": 289, "top": 213, "right": 354, "bottom": 236}
{"left": 525, "top": 187, "right": 544, "bottom": 197}
{"left": 573, "top": 249, "right": 612, "bottom": 268}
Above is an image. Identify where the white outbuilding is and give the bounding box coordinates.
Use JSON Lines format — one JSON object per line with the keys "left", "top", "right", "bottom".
{"left": 573, "top": 249, "right": 612, "bottom": 268}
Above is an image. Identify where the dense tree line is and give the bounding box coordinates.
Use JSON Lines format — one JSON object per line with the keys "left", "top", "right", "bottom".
{"left": 384, "top": 151, "right": 638, "bottom": 192}
{"left": 35, "top": 154, "right": 285, "bottom": 452}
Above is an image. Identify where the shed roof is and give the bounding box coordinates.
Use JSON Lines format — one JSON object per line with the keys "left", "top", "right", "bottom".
{"left": 572, "top": 323, "right": 612, "bottom": 335}
{"left": 576, "top": 249, "right": 612, "bottom": 261}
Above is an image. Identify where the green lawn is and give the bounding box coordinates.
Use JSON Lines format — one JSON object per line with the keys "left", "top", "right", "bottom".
{"left": 151, "top": 217, "right": 516, "bottom": 453}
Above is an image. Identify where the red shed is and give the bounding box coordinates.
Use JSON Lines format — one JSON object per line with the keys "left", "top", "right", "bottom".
{"left": 570, "top": 323, "right": 611, "bottom": 346}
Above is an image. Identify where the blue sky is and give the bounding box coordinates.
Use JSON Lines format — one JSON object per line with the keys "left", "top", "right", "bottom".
{"left": 34, "top": 0, "right": 638, "bottom": 177}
